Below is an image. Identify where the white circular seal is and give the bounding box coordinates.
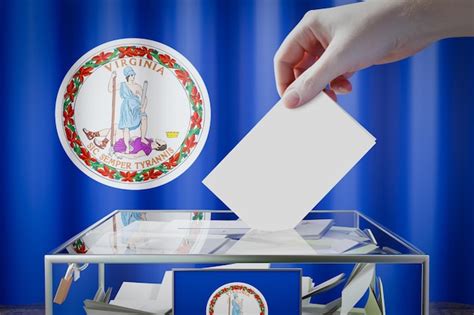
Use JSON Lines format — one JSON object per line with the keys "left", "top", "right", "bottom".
{"left": 207, "top": 282, "right": 268, "bottom": 315}
{"left": 55, "top": 38, "right": 211, "bottom": 189}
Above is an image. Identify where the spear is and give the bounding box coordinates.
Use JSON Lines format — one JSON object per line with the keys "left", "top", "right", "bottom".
{"left": 140, "top": 80, "right": 149, "bottom": 138}
{"left": 142, "top": 80, "right": 148, "bottom": 104}
{"left": 109, "top": 75, "right": 117, "bottom": 154}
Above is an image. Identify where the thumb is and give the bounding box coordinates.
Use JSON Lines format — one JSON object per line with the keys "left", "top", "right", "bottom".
{"left": 282, "top": 42, "right": 346, "bottom": 108}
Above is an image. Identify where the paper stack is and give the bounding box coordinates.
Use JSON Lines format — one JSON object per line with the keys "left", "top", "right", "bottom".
{"left": 84, "top": 264, "right": 271, "bottom": 315}
{"left": 302, "top": 263, "right": 386, "bottom": 315}
{"left": 211, "top": 223, "right": 380, "bottom": 256}
{"left": 83, "top": 279, "right": 171, "bottom": 315}
{"left": 83, "top": 262, "right": 385, "bottom": 315}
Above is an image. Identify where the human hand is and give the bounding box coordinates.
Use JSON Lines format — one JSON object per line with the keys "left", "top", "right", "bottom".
{"left": 274, "top": 0, "right": 474, "bottom": 108}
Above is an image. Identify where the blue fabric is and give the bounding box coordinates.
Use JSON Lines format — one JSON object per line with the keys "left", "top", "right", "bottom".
{"left": 118, "top": 82, "right": 142, "bottom": 130}
{"left": 232, "top": 298, "right": 241, "bottom": 315}
{"left": 0, "top": 0, "right": 473, "bottom": 311}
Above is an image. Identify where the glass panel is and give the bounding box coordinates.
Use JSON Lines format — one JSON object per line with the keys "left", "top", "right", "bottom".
{"left": 55, "top": 210, "right": 423, "bottom": 256}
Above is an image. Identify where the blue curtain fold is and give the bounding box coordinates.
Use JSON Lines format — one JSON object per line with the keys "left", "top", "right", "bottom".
{"left": 0, "top": 0, "right": 473, "bottom": 308}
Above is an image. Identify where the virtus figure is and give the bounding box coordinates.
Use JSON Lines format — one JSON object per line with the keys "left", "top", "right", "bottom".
{"left": 231, "top": 293, "right": 243, "bottom": 315}
{"left": 105, "top": 66, "right": 148, "bottom": 153}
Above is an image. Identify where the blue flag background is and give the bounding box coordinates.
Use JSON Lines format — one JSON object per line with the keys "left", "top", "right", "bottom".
{"left": 0, "top": 0, "right": 473, "bottom": 312}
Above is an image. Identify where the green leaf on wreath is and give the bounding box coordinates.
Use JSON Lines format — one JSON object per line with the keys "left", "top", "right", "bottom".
{"left": 157, "top": 164, "right": 168, "bottom": 173}
{"left": 187, "top": 128, "right": 200, "bottom": 137}
{"left": 73, "top": 77, "right": 81, "bottom": 87}
{"left": 186, "top": 83, "right": 194, "bottom": 93}
{"left": 73, "top": 146, "right": 82, "bottom": 155}
{"left": 150, "top": 51, "right": 159, "bottom": 61}
{"left": 179, "top": 152, "right": 188, "bottom": 162}
{"left": 192, "top": 104, "right": 202, "bottom": 115}
{"left": 134, "top": 174, "right": 143, "bottom": 182}
{"left": 84, "top": 60, "right": 95, "bottom": 68}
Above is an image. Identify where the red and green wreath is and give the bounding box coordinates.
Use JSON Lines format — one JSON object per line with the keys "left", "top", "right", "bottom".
{"left": 62, "top": 45, "right": 204, "bottom": 183}
{"left": 208, "top": 285, "right": 266, "bottom": 315}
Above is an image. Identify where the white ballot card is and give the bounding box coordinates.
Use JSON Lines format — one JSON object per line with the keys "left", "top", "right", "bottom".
{"left": 225, "top": 229, "right": 317, "bottom": 255}
{"left": 203, "top": 93, "right": 376, "bottom": 231}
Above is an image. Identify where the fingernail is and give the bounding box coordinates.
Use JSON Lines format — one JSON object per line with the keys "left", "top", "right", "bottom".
{"left": 282, "top": 90, "right": 300, "bottom": 108}
{"left": 334, "top": 86, "right": 350, "bottom": 94}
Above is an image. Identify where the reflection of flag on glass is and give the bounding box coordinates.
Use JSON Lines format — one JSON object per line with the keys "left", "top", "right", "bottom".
{"left": 121, "top": 211, "right": 145, "bottom": 226}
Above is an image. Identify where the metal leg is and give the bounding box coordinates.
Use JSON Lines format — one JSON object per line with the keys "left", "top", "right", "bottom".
{"left": 422, "top": 256, "right": 430, "bottom": 315}
{"left": 98, "top": 263, "right": 105, "bottom": 290}
{"left": 44, "top": 257, "right": 53, "bottom": 315}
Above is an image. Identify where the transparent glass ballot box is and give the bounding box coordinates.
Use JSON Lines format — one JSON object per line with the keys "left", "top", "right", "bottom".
{"left": 45, "top": 210, "right": 429, "bottom": 315}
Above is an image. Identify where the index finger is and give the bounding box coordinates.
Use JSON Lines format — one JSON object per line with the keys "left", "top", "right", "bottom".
{"left": 274, "top": 19, "right": 323, "bottom": 96}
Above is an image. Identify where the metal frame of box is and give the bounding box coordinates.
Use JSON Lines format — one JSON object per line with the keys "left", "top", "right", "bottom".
{"left": 44, "top": 210, "right": 429, "bottom": 315}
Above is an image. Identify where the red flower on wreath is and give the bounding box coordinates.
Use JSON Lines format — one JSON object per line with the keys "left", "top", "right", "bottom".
{"left": 120, "top": 171, "right": 137, "bottom": 182}
{"left": 183, "top": 134, "right": 196, "bottom": 154}
{"left": 191, "top": 86, "right": 202, "bottom": 105}
{"left": 65, "top": 127, "right": 81, "bottom": 148}
{"left": 135, "top": 46, "right": 154, "bottom": 60}
{"left": 118, "top": 47, "right": 135, "bottom": 58}
{"left": 163, "top": 153, "right": 180, "bottom": 169}
{"left": 63, "top": 104, "right": 75, "bottom": 126}
{"left": 79, "top": 147, "right": 96, "bottom": 166}
{"left": 175, "top": 69, "right": 190, "bottom": 85}
{"left": 64, "top": 81, "right": 77, "bottom": 102}
{"left": 97, "top": 165, "right": 116, "bottom": 179}
{"left": 75, "top": 243, "right": 87, "bottom": 253}
{"left": 159, "top": 54, "right": 176, "bottom": 68}
{"left": 92, "top": 51, "right": 112, "bottom": 64}
{"left": 190, "top": 111, "right": 202, "bottom": 129}
{"left": 73, "top": 239, "right": 88, "bottom": 254}
{"left": 143, "top": 169, "right": 162, "bottom": 181}
{"left": 74, "top": 66, "right": 93, "bottom": 82}
{"left": 134, "top": 47, "right": 145, "bottom": 57}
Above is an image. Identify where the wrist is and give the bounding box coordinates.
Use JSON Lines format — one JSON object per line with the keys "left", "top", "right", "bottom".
{"left": 412, "top": 0, "right": 474, "bottom": 40}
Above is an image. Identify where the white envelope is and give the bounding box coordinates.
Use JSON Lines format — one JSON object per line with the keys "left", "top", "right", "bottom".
{"left": 203, "top": 93, "right": 375, "bottom": 231}
{"left": 341, "top": 263, "right": 375, "bottom": 315}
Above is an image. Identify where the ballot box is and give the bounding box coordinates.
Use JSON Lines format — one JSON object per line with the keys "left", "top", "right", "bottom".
{"left": 45, "top": 210, "right": 428, "bottom": 315}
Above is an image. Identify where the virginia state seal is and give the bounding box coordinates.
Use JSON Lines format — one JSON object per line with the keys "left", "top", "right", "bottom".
{"left": 207, "top": 282, "right": 268, "bottom": 315}
{"left": 55, "top": 38, "right": 210, "bottom": 189}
